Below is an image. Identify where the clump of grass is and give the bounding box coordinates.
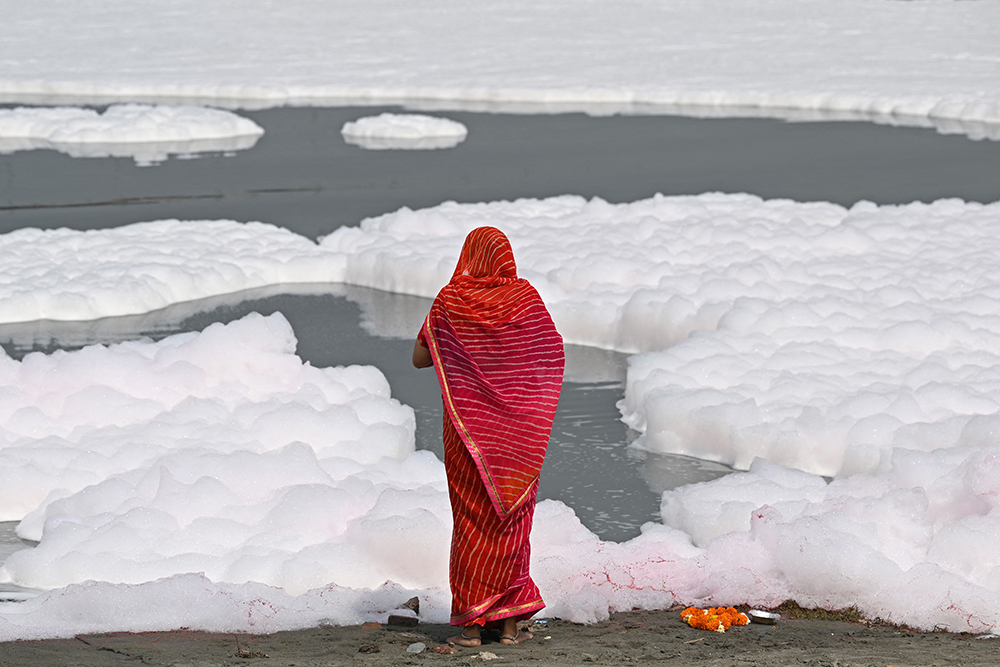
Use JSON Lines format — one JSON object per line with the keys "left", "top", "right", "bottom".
{"left": 749, "top": 601, "right": 924, "bottom": 632}
{"left": 765, "top": 601, "right": 866, "bottom": 623}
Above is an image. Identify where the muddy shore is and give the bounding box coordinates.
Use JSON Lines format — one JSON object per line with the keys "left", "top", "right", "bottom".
{"left": 2, "top": 607, "right": 997, "bottom": 667}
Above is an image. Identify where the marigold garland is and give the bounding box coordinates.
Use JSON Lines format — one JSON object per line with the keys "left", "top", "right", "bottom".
{"left": 680, "top": 606, "right": 749, "bottom": 633}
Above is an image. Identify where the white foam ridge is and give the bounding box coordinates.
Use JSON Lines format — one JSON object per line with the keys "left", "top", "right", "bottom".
{"left": 0, "top": 220, "right": 339, "bottom": 323}
{"left": 0, "top": 1, "right": 998, "bottom": 136}
{"left": 341, "top": 113, "right": 467, "bottom": 150}
{"left": 0, "top": 104, "right": 263, "bottom": 165}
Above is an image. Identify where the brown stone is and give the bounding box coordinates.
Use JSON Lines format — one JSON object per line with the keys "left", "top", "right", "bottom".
{"left": 386, "top": 614, "right": 418, "bottom": 627}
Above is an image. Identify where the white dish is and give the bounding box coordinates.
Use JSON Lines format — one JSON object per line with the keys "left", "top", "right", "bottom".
{"left": 748, "top": 610, "right": 780, "bottom": 625}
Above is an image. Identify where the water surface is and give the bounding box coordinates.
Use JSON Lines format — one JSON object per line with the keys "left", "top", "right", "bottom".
{"left": 3, "top": 106, "right": 999, "bottom": 239}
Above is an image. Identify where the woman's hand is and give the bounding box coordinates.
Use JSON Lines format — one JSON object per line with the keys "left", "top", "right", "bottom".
{"left": 412, "top": 339, "right": 433, "bottom": 368}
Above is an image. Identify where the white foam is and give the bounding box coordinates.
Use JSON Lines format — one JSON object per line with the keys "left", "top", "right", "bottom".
{"left": 0, "top": 2, "right": 997, "bottom": 135}
{"left": 321, "top": 194, "right": 1000, "bottom": 479}
{"left": 0, "top": 220, "right": 338, "bottom": 323}
{"left": 531, "top": 452, "right": 1000, "bottom": 633}
{"left": 342, "top": 113, "right": 467, "bottom": 150}
{"left": 0, "top": 574, "right": 449, "bottom": 640}
{"left": 0, "top": 312, "right": 416, "bottom": 523}
{"left": 0, "top": 104, "right": 263, "bottom": 165}
{"left": 5, "top": 195, "right": 1000, "bottom": 480}
{"left": 5, "top": 192, "right": 1000, "bottom": 636}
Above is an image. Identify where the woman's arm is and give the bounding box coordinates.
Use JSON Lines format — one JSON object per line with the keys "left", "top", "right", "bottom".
{"left": 412, "top": 339, "right": 433, "bottom": 368}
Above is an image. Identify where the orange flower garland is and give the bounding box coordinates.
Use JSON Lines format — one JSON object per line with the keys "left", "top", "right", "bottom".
{"left": 681, "top": 606, "right": 749, "bottom": 633}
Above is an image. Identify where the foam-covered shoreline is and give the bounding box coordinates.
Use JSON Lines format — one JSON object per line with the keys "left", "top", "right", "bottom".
{"left": 5, "top": 193, "right": 1000, "bottom": 635}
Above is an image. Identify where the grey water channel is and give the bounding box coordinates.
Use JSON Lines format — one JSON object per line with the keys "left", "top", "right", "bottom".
{"left": 1, "top": 105, "right": 998, "bottom": 554}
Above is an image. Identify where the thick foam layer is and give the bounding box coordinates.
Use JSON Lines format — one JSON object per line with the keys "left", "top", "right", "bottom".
{"left": 0, "top": 312, "right": 416, "bottom": 524}
{"left": 322, "top": 195, "right": 1000, "bottom": 479}
{"left": 4, "top": 193, "right": 1000, "bottom": 636}
{"left": 0, "top": 104, "right": 263, "bottom": 164}
{"left": 0, "top": 1, "right": 997, "bottom": 134}
{"left": 0, "top": 220, "right": 338, "bottom": 322}
{"left": 3, "top": 195, "right": 1000, "bottom": 480}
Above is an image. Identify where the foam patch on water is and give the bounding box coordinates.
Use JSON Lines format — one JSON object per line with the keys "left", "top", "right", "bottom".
{"left": 0, "top": 104, "right": 263, "bottom": 165}
{"left": 341, "top": 113, "right": 467, "bottom": 150}
{"left": 321, "top": 194, "right": 1000, "bottom": 478}
{"left": 0, "top": 312, "right": 416, "bottom": 522}
{"left": 0, "top": 219, "right": 338, "bottom": 322}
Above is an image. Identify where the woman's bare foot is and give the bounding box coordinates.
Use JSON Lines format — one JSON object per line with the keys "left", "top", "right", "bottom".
{"left": 446, "top": 627, "right": 482, "bottom": 647}
{"left": 499, "top": 620, "right": 533, "bottom": 645}
{"left": 499, "top": 629, "right": 533, "bottom": 645}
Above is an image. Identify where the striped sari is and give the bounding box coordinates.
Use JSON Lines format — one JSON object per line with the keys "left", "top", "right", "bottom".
{"left": 419, "top": 227, "right": 564, "bottom": 626}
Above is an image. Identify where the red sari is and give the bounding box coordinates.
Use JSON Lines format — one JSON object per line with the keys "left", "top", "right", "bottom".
{"left": 419, "top": 227, "right": 564, "bottom": 626}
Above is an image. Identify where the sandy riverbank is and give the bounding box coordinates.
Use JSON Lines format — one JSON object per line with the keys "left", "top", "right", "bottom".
{"left": 2, "top": 607, "right": 997, "bottom": 667}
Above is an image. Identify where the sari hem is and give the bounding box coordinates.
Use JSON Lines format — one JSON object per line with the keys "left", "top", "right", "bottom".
{"left": 451, "top": 599, "right": 545, "bottom": 626}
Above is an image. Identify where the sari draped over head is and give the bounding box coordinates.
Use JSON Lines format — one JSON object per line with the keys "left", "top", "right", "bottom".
{"left": 418, "top": 226, "right": 564, "bottom": 626}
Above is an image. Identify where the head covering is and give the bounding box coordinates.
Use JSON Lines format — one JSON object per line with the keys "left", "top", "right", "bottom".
{"left": 420, "top": 227, "right": 564, "bottom": 519}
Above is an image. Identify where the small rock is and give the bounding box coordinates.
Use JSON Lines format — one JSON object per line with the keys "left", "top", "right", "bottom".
{"left": 387, "top": 614, "right": 418, "bottom": 627}
{"left": 432, "top": 645, "right": 457, "bottom": 654}
{"left": 406, "top": 642, "right": 426, "bottom": 654}
{"left": 402, "top": 596, "right": 420, "bottom": 614}
{"left": 358, "top": 644, "right": 380, "bottom": 654}
{"left": 361, "top": 622, "right": 382, "bottom": 630}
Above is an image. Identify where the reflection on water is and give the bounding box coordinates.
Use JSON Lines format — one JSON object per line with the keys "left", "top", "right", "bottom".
{"left": 548, "top": 381, "right": 731, "bottom": 539}
{"left": 0, "top": 284, "right": 730, "bottom": 542}
{"left": 343, "top": 135, "right": 466, "bottom": 151}
{"left": 0, "top": 521, "right": 36, "bottom": 601}
{"left": 0, "top": 133, "right": 261, "bottom": 167}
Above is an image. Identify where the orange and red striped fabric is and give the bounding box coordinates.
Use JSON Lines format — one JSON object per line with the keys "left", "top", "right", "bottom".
{"left": 443, "top": 415, "right": 545, "bottom": 625}
{"left": 419, "top": 226, "right": 564, "bottom": 626}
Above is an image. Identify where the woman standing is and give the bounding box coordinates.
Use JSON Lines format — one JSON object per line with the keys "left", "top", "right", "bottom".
{"left": 413, "top": 227, "right": 564, "bottom": 646}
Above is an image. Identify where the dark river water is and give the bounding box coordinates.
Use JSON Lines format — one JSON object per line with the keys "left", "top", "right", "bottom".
{"left": 3, "top": 105, "right": 999, "bottom": 239}
{"left": 1, "top": 105, "right": 998, "bottom": 544}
